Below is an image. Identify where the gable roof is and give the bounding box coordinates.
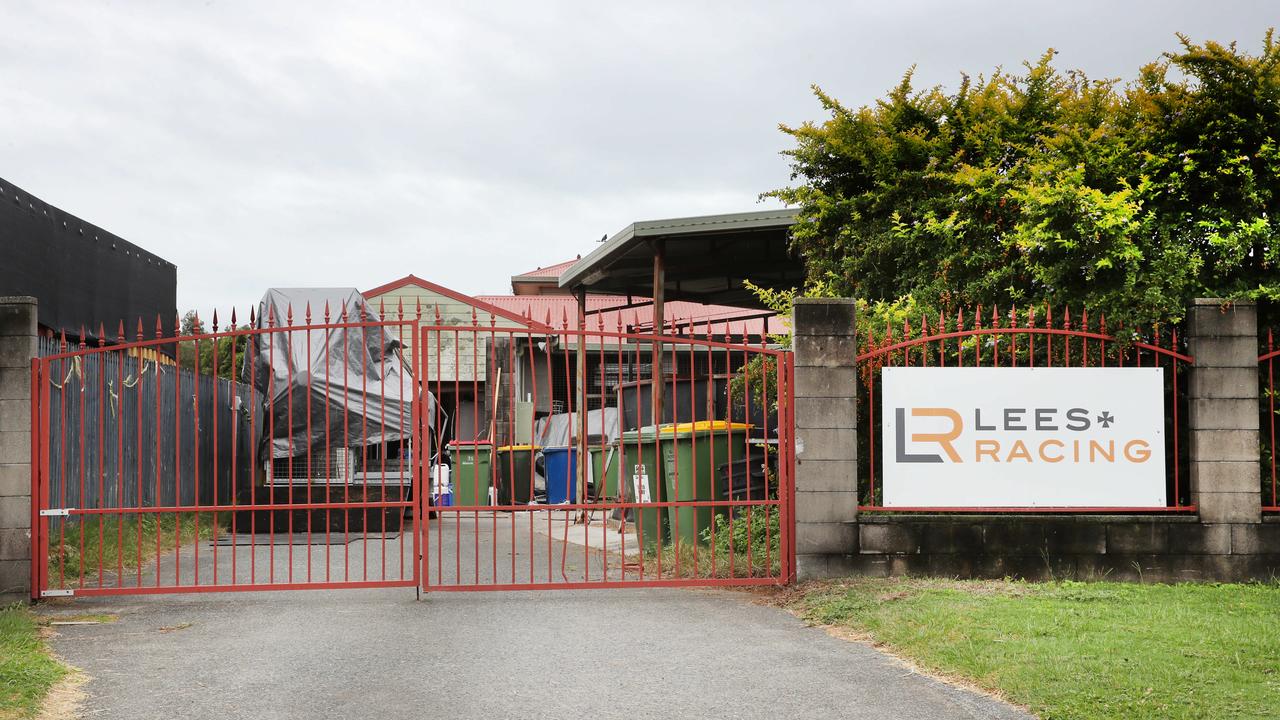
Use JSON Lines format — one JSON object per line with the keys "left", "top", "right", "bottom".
{"left": 363, "top": 274, "right": 550, "bottom": 330}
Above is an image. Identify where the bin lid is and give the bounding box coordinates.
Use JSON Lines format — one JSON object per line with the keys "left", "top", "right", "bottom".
{"left": 619, "top": 425, "right": 662, "bottom": 441}
{"left": 659, "top": 421, "right": 753, "bottom": 436}
{"left": 496, "top": 444, "right": 540, "bottom": 452}
{"left": 448, "top": 440, "right": 493, "bottom": 448}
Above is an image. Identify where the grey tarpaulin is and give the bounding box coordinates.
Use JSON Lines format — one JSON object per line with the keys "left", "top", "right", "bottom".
{"left": 533, "top": 407, "right": 620, "bottom": 448}
{"left": 249, "top": 288, "right": 435, "bottom": 460}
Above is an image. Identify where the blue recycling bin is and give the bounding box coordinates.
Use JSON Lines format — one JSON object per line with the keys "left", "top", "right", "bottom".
{"left": 543, "top": 447, "right": 578, "bottom": 505}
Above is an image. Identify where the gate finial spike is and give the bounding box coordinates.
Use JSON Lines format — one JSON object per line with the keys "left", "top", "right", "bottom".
{"left": 286, "top": 303, "right": 293, "bottom": 327}
{"left": 991, "top": 304, "right": 999, "bottom": 328}
{"left": 414, "top": 298, "right": 422, "bottom": 321}
{"left": 135, "top": 319, "right": 143, "bottom": 342}
{"left": 155, "top": 314, "right": 163, "bottom": 338}
{"left": 79, "top": 325, "right": 86, "bottom": 349}
{"left": 397, "top": 297, "right": 404, "bottom": 323}
{"left": 378, "top": 298, "right": 386, "bottom": 321}
{"left": 471, "top": 306, "right": 478, "bottom": 327}
{"left": 249, "top": 306, "right": 255, "bottom": 327}
{"left": 305, "top": 302, "right": 312, "bottom": 325}
{"left": 1081, "top": 308, "right": 1089, "bottom": 332}
{"left": 266, "top": 307, "right": 276, "bottom": 329}
{"left": 59, "top": 327, "right": 66, "bottom": 350}
{"left": 956, "top": 306, "right": 964, "bottom": 332}
{"left": 117, "top": 320, "right": 126, "bottom": 343}
{"left": 561, "top": 306, "right": 568, "bottom": 330}
{"left": 1063, "top": 306, "right": 1072, "bottom": 330}
{"left": 433, "top": 303, "right": 442, "bottom": 324}
{"left": 230, "top": 307, "right": 237, "bottom": 328}
{"left": 97, "top": 322, "right": 106, "bottom": 347}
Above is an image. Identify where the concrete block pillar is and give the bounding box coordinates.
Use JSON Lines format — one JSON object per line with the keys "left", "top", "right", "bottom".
{"left": 1187, "top": 299, "right": 1261, "bottom": 524}
{"left": 0, "top": 296, "right": 37, "bottom": 601}
{"left": 792, "top": 298, "right": 858, "bottom": 579}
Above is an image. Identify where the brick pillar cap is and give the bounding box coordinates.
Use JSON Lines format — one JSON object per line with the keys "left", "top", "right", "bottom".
{"left": 1192, "top": 298, "right": 1255, "bottom": 307}
{"left": 792, "top": 297, "right": 857, "bottom": 306}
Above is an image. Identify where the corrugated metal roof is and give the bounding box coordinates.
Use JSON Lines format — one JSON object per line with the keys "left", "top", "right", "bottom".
{"left": 512, "top": 257, "right": 579, "bottom": 280}
{"left": 558, "top": 208, "right": 799, "bottom": 292}
{"left": 474, "top": 295, "right": 783, "bottom": 335}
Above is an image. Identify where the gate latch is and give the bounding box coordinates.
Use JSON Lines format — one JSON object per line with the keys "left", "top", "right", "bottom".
{"left": 39, "top": 508, "right": 72, "bottom": 517}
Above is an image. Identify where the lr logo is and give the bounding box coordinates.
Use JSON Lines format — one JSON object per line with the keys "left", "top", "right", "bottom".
{"left": 895, "top": 408, "right": 962, "bottom": 463}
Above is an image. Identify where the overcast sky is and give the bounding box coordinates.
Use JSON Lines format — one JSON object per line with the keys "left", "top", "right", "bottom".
{"left": 1, "top": 2, "right": 1274, "bottom": 317}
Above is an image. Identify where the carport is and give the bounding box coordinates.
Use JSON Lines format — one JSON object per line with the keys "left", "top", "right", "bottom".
{"left": 557, "top": 208, "right": 801, "bottom": 425}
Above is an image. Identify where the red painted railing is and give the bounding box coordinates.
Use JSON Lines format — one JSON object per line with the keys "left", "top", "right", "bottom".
{"left": 1263, "top": 329, "right": 1279, "bottom": 513}
{"left": 855, "top": 304, "right": 1195, "bottom": 513}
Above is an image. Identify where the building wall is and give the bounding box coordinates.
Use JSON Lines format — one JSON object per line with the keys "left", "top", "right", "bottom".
{"left": 0, "top": 177, "right": 176, "bottom": 342}
{"left": 364, "top": 284, "right": 531, "bottom": 384}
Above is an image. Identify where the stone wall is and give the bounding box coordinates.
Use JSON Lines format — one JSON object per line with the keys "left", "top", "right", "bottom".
{"left": 0, "top": 297, "right": 36, "bottom": 601}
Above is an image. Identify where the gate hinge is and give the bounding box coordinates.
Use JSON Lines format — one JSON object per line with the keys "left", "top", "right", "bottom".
{"left": 39, "top": 508, "right": 73, "bottom": 517}
{"left": 41, "top": 589, "right": 74, "bottom": 597}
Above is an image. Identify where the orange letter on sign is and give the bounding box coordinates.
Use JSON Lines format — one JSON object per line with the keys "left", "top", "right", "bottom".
{"left": 910, "top": 408, "right": 963, "bottom": 463}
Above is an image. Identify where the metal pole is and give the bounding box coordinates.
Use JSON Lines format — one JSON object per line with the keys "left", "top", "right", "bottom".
{"left": 651, "top": 240, "right": 665, "bottom": 427}
{"left": 575, "top": 290, "right": 588, "bottom": 512}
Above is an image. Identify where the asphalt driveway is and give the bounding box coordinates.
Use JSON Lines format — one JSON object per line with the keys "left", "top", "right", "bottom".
{"left": 45, "top": 585, "right": 1031, "bottom": 720}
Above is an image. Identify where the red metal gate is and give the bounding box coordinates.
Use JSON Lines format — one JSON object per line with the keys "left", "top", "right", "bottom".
{"left": 416, "top": 320, "right": 794, "bottom": 591}
{"left": 30, "top": 309, "right": 794, "bottom": 597}
{"left": 31, "top": 312, "right": 424, "bottom": 598}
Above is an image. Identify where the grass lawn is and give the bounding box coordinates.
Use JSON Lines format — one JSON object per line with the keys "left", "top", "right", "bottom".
{"left": 47, "top": 512, "right": 224, "bottom": 587}
{"left": 0, "top": 605, "right": 67, "bottom": 719}
{"left": 793, "top": 578, "right": 1280, "bottom": 720}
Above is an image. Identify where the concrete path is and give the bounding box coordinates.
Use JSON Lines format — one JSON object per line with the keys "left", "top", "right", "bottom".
{"left": 45, "top": 585, "right": 1032, "bottom": 720}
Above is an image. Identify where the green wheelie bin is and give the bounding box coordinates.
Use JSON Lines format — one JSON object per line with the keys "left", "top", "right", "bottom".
{"left": 588, "top": 443, "right": 622, "bottom": 502}
{"left": 494, "top": 445, "right": 539, "bottom": 506}
{"left": 658, "top": 421, "right": 752, "bottom": 546}
{"left": 448, "top": 441, "right": 493, "bottom": 507}
{"left": 616, "top": 427, "right": 669, "bottom": 550}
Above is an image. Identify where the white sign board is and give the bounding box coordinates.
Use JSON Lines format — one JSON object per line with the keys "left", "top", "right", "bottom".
{"left": 881, "top": 367, "right": 1166, "bottom": 507}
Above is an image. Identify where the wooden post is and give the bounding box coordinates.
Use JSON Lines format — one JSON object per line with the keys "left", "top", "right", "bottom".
{"left": 650, "top": 240, "right": 665, "bottom": 427}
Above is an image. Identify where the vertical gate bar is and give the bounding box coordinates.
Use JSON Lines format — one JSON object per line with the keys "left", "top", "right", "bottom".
{"left": 306, "top": 307, "right": 314, "bottom": 583}
{"left": 411, "top": 322, "right": 420, "bottom": 587}
{"left": 96, "top": 334, "right": 106, "bottom": 587}
{"left": 134, "top": 323, "right": 144, "bottom": 587}
{"left": 361, "top": 312, "right": 370, "bottom": 583}
{"left": 211, "top": 318, "right": 220, "bottom": 586}
{"left": 685, "top": 333, "right": 696, "bottom": 577}
{"left": 704, "top": 329, "right": 716, "bottom": 579}
{"left": 77, "top": 331, "right": 86, "bottom": 588}
{"left": 527, "top": 328, "right": 541, "bottom": 583}
{"left": 192, "top": 331, "right": 200, "bottom": 588}
{"left": 379, "top": 310, "right": 389, "bottom": 584}
{"left": 171, "top": 319, "right": 181, "bottom": 588}
{"left": 433, "top": 310, "right": 443, "bottom": 587}
{"left": 268, "top": 311, "right": 279, "bottom": 585}
{"left": 324, "top": 304, "right": 333, "bottom": 583}
{"left": 116, "top": 325, "right": 126, "bottom": 585}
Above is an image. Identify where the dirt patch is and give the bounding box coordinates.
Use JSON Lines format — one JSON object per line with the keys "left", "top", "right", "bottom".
{"left": 35, "top": 667, "right": 87, "bottom": 720}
